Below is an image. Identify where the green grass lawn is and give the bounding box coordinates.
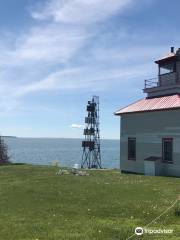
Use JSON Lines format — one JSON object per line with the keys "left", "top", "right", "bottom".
{"left": 0, "top": 165, "right": 180, "bottom": 240}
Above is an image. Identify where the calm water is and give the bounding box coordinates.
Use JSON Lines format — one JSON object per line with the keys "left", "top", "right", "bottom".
{"left": 4, "top": 138, "right": 120, "bottom": 169}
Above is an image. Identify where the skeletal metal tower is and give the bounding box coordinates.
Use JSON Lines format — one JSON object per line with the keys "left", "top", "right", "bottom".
{"left": 81, "top": 96, "right": 101, "bottom": 169}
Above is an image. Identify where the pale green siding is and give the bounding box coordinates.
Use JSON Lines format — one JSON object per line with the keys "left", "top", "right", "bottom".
{"left": 120, "top": 109, "right": 180, "bottom": 177}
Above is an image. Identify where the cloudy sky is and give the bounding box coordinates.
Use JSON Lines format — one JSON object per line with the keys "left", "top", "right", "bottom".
{"left": 0, "top": 0, "right": 180, "bottom": 139}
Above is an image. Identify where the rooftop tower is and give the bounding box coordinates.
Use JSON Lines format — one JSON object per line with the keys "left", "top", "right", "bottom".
{"left": 144, "top": 47, "right": 180, "bottom": 98}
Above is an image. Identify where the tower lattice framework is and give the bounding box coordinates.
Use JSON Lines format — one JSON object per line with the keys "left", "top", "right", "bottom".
{"left": 81, "top": 96, "right": 102, "bottom": 169}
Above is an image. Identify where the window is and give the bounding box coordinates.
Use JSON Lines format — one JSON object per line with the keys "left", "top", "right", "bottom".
{"left": 162, "top": 138, "right": 173, "bottom": 163}
{"left": 159, "top": 62, "right": 176, "bottom": 75}
{"left": 128, "top": 138, "right": 136, "bottom": 160}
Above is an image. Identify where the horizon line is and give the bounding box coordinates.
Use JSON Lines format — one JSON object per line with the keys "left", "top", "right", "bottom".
{"left": 3, "top": 136, "right": 119, "bottom": 141}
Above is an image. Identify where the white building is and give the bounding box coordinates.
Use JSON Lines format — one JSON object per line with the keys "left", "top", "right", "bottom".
{"left": 115, "top": 47, "right": 180, "bottom": 177}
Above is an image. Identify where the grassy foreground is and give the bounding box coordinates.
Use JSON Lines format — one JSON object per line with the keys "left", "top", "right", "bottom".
{"left": 0, "top": 165, "right": 180, "bottom": 240}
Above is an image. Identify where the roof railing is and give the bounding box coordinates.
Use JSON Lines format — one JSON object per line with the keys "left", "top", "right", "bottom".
{"left": 144, "top": 77, "right": 159, "bottom": 89}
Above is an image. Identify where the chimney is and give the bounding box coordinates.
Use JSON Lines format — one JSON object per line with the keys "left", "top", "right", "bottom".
{"left": 171, "top": 47, "right": 174, "bottom": 53}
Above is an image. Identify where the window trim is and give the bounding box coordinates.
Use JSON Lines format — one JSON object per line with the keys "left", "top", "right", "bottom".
{"left": 128, "top": 137, "right": 136, "bottom": 161}
{"left": 159, "top": 61, "right": 176, "bottom": 76}
{"left": 162, "top": 138, "right": 173, "bottom": 164}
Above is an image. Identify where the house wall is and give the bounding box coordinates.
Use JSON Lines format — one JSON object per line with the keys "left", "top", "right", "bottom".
{"left": 120, "top": 109, "right": 180, "bottom": 177}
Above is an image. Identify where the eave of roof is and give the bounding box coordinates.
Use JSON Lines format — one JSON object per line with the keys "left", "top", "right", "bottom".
{"left": 115, "top": 94, "right": 180, "bottom": 116}
{"left": 155, "top": 53, "right": 177, "bottom": 64}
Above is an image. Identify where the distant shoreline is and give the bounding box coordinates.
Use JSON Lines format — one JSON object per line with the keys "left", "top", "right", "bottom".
{"left": 2, "top": 136, "right": 17, "bottom": 138}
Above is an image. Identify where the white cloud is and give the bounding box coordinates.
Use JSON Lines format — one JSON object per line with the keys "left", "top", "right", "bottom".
{"left": 0, "top": 0, "right": 134, "bottom": 71}
{"left": 0, "top": 25, "right": 87, "bottom": 66}
{"left": 91, "top": 46, "right": 167, "bottom": 63}
{"left": 70, "top": 124, "right": 84, "bottom": 128}
{"left": 9, "top": 62, "right": 154, "bottom": 98}
{"left": 0, "top": 0, "right": 135, "bottom": 106}
{"left": 5, "top": 0, "right": 132, "bottom": 67}
{"left": 0, "top": 0, "right": 161, "bottom": 115}
{"left": 32, "top": 0, "right": 132, "bottom": 24}
{"left": 0, "top": 0, "right": 134, "bottom": 67}
{"left": 12, "top": 68, "right": 81, "bottom": 97}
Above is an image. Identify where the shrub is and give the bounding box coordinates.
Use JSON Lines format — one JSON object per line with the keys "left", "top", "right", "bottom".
{"left": 0, "top": 136, "right": 10, "bottom": 165}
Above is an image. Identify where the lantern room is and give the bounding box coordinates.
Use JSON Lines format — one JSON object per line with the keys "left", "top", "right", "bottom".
{"left": 144, "top": 47, "right": 180, "bottom": 98}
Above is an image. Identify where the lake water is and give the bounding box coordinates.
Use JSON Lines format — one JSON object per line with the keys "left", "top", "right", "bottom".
{"left": 4, "top": 138, "right": 120, "bottom": 169}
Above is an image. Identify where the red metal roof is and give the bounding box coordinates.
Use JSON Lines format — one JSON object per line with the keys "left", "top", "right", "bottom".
{"left": 155, "top": 52, "right": 176, "bottom": 64}
{"left": 115, "top": 94, "right": 180, "bottom": 115}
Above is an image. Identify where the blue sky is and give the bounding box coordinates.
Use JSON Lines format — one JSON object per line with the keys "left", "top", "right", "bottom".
{"left": 0, "top": 0, "right": 180, "bottom": 139}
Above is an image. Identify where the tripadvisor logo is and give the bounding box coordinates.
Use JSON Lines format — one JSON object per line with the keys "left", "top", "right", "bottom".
{"left": 135, "top": 227, "right": 174, "bottom": 236}
{"left": 135, "top": 227, "right": 143, "bottom": 236}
